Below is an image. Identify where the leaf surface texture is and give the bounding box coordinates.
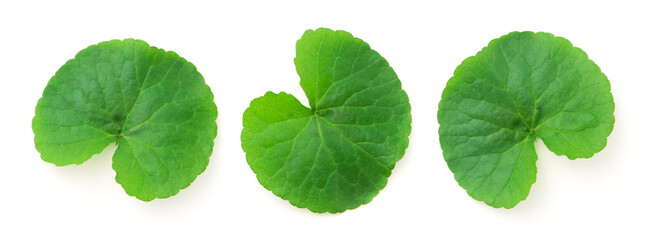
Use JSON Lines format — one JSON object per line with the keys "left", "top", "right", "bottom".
{"left": 438, "top": 32, "right": 615, "bottom": 208}
{"left": 33, "top": 39, "right": 218, "bottom": 201}
{"left": 242, "top": 28, "right": 411, "bottom": 213}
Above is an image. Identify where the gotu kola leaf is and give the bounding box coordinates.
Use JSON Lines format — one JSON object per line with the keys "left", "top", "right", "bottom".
{"left": 33, "top": 39, "right": 218, "bottom": 201}
{"left": 438, "top": 31, "right": 614, "bottom": 208}
{"left": 241, "top": 28, "right": 411, "bottom": 213}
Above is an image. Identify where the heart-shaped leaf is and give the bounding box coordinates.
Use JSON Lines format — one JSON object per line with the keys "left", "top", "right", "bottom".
{"left": 241, "top": 28, "right": 411, "bottom": 213}
{"left": 33, "top": 39, "right": 218, "bottom": 201}
{"left": 438, "top": 31, "right": 615, "bottom": 208}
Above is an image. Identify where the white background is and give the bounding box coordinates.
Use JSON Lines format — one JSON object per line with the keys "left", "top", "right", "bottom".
{"left": 1, "top": 0, "right": 647, "bottom": 239}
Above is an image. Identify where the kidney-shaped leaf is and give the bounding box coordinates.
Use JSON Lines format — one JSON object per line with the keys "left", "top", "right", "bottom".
{"left": 438, "top": 31, "right": 615, "bottom": 208}
{"left": 33, "top": 39, "right": 218, "bottom": 201}
{"left": 241, "top": 28, "right": 411, "bottom": 213}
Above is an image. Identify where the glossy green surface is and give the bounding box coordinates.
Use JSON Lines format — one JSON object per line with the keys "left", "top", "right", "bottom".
{"left": 33, "top": 39, "right": 218, "bottom": 201}
{"left": 242, "top": 28, "right": 411, "bottom": 213}
{"left": 438, "top": 32, "right": 615, "bottom": 208}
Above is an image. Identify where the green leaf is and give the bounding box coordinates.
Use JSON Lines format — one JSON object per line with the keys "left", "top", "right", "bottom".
{"left": 241, "top": 28, "right": 411, "bottom": 213}
{"left": 438, "top": 31, "right": 615, "bottom": 208}
{"left": 33, "top": 39, "right": 218, "bottom": 201}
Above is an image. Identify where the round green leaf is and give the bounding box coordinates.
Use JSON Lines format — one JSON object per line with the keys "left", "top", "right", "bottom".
{"left": 33, "top": 39, "right": 218, "bottom": 201}
{"left": 438, "top": 31, "right": 615, "bottom": 208}
{"left": 241, "top": 28, "right": 411, "bottom": 213}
